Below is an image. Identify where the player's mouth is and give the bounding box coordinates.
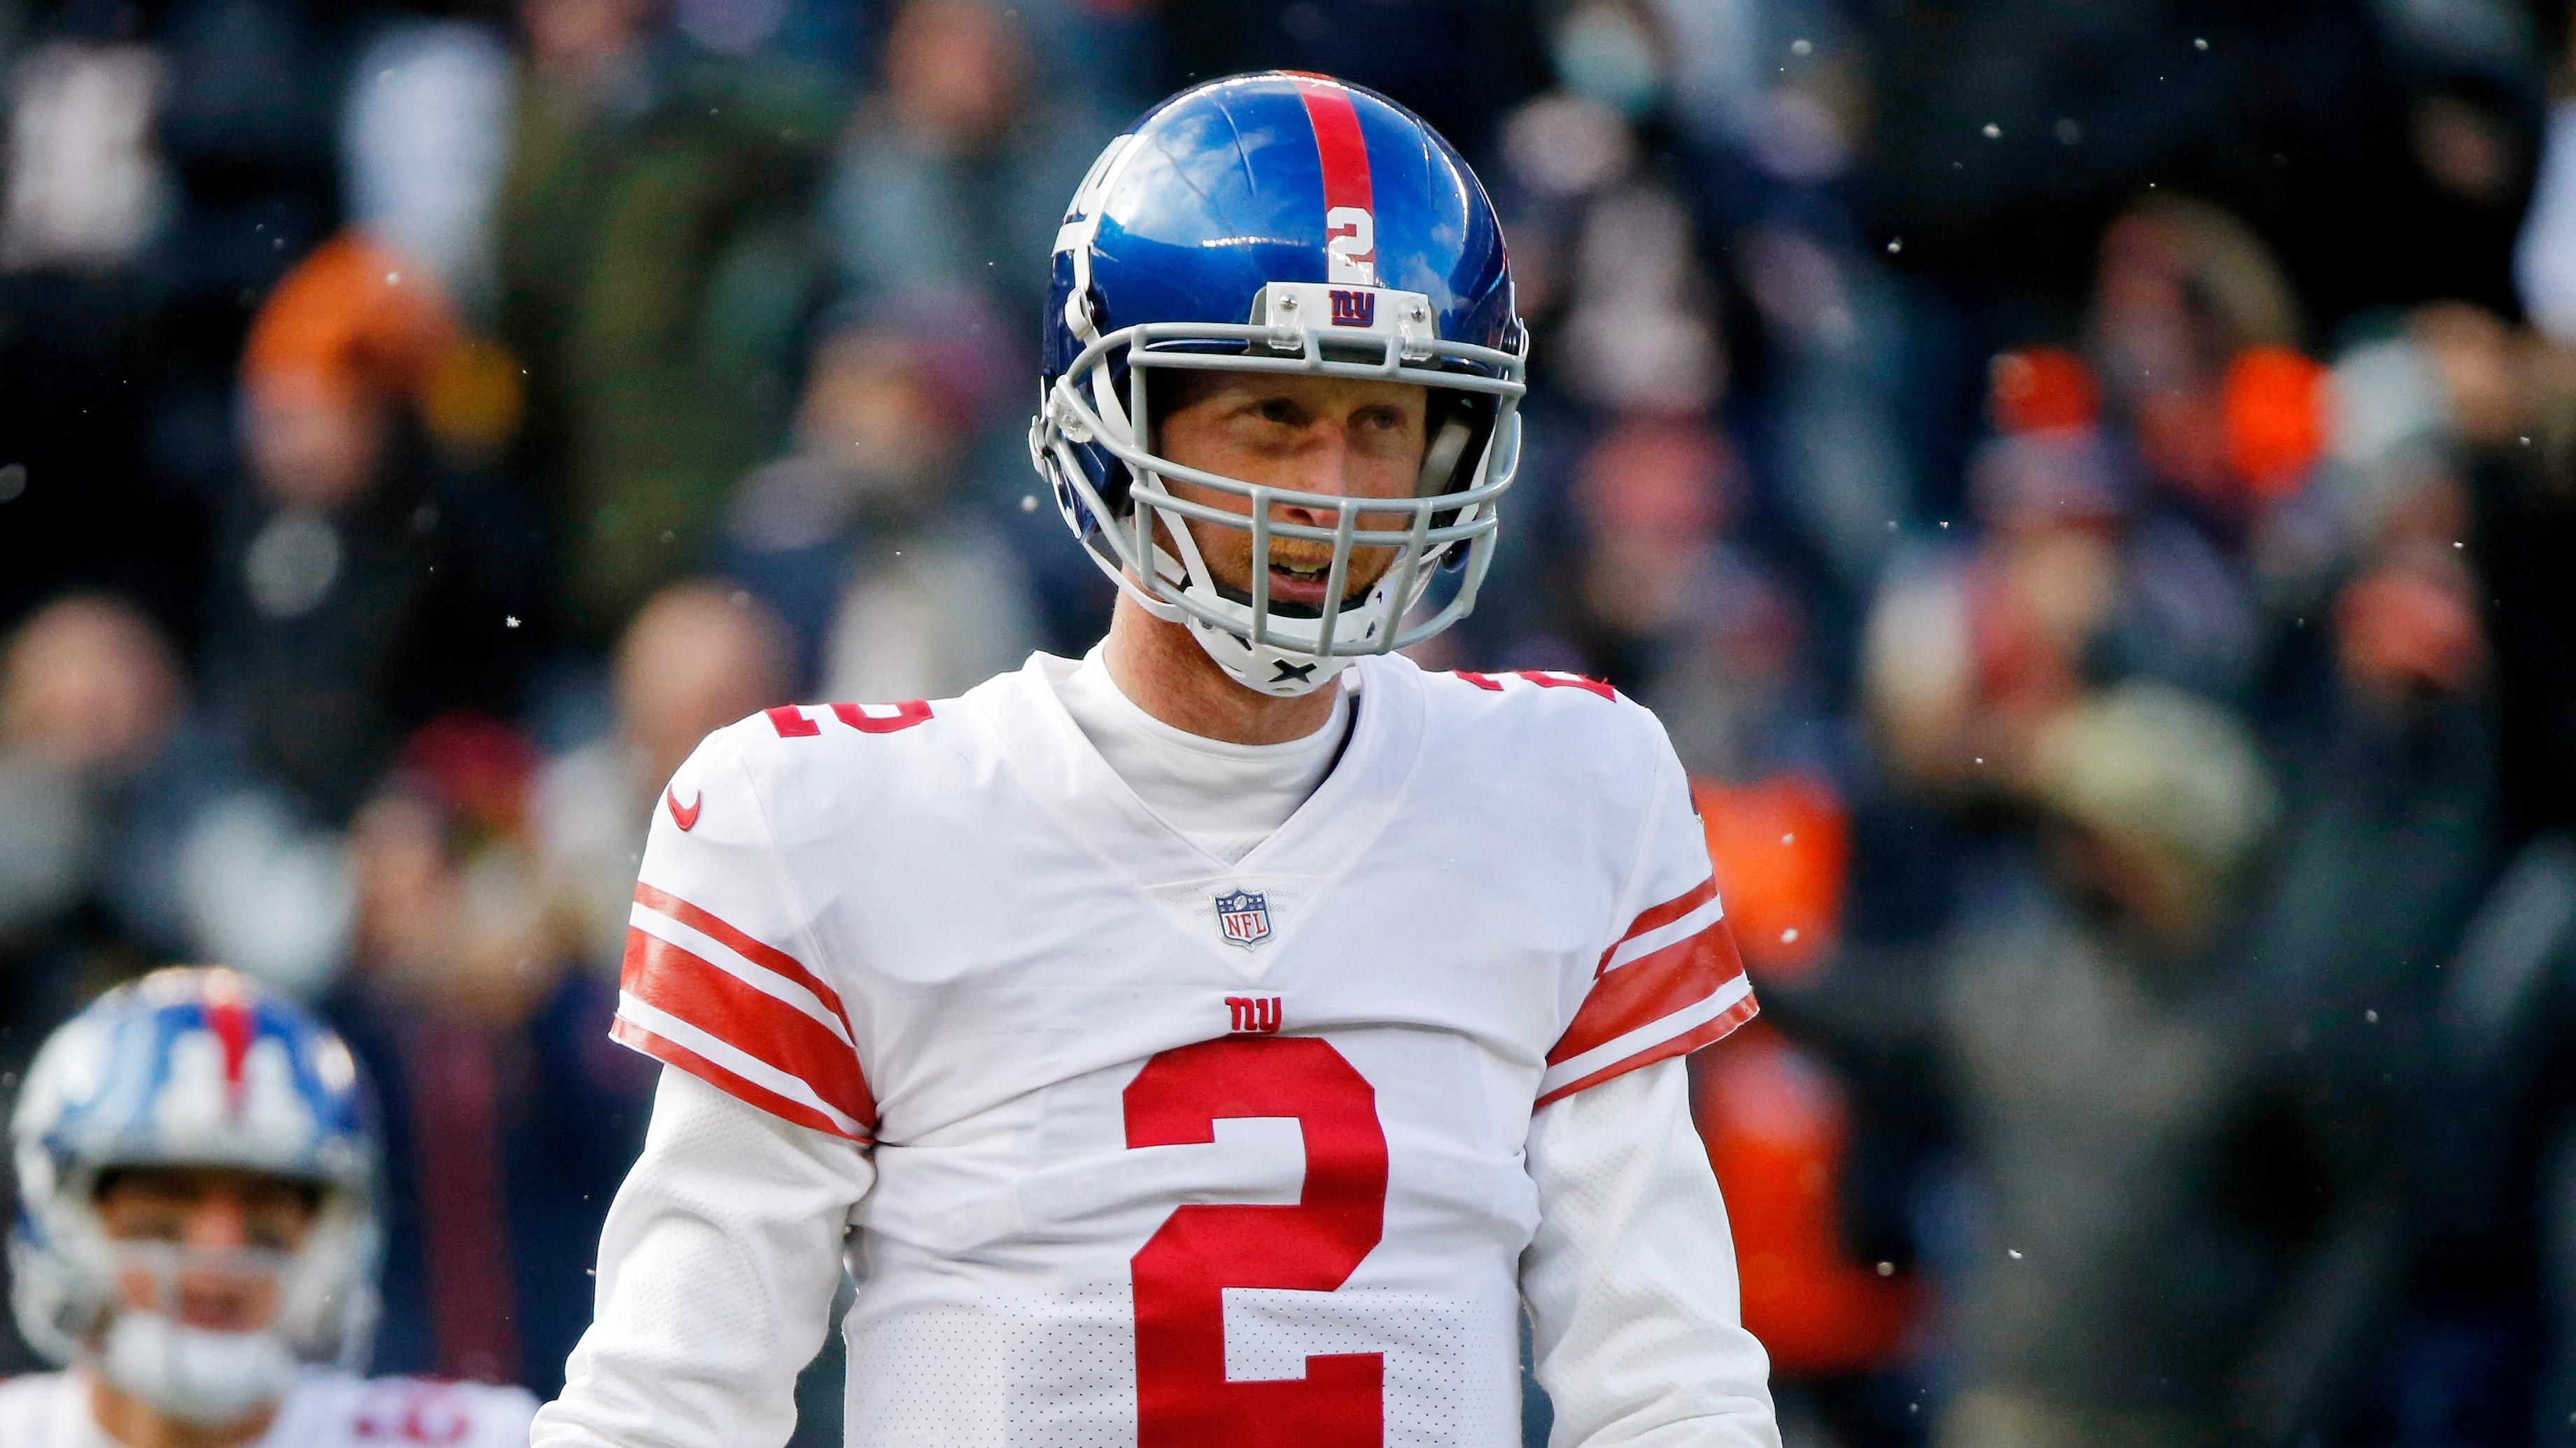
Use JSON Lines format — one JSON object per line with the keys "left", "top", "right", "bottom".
{"left": 1210, "top": 557, "right": 1375, "bottom": 618}
{"left": 1265, "top": 559, "right": 1340, "bottom": 610}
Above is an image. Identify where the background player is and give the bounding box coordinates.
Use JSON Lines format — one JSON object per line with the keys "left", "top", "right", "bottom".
{"left": 537, "top": 72, "right": 1779, "bottom": 1445}
{"left": 0, "top": 967, "right": 535, "bottom": 1448}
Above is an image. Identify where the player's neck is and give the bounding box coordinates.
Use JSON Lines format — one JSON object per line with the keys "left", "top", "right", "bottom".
{"left": 1103, "top": 597, "right": 1342, "bottom": 746}
{"left": 89, "top": 1377, "right": 278, "bottom": 1448}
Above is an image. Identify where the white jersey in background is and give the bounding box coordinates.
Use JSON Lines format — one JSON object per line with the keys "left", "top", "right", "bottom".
{"left": 560, "top": 650, "right": 1769, "bottom": 1445}
{"left": 0, "top": 1371, "right": 535, "bottom": 1448}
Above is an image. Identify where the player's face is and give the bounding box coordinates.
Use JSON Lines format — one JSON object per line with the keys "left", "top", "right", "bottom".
{"left": 96, "top": 1167, "right": 320, "bottom": 1333}
{"left": 1154, "top": 373, "right": 1429, "bottom": 613}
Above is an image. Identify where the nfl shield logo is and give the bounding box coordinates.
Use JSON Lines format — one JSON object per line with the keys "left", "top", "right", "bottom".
{"left": 1214, "top": 890, "right": 1272, "bottom": 949}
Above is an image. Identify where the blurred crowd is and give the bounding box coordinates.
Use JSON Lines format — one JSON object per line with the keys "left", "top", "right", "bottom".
{"left": 8, "top": 0, "right": 2576, "bottom": 1442}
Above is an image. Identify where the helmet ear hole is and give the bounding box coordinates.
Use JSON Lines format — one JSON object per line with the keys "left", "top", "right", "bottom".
{"left": 1415, "top": 406, "right": 1473, "bottom": 500}
{"left": 1087, "top": 360, "right": 1140, "bottom": 515}
{"left": 1087, "top": 443, "right": 1135, "bottom": 516}
{"left": 1421, "top": 395, "right": 1498, "bottom": 538}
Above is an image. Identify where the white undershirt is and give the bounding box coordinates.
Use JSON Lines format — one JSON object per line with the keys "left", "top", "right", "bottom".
{"left": 1052, "top": 648, "right": 1350, "bottom": 865}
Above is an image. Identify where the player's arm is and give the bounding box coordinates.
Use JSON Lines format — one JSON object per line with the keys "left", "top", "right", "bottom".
{"left": 533, "top": 725, "right": 877, "bottom": 1448}
{"left": 532, "top": 1067, "right": 868, "bottom": 1448}
{"left": 1520, "top": 728, "right": 1781, "bottom": 1447}
{"left": 1524, "top": 1060, "right": 1778, "bottom": 1447}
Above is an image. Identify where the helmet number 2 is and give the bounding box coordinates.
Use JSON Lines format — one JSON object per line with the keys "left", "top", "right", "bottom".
{"left": 1124, "top": 1036, "right": 1388, "bottom": 1446}
{"left": 1324, "top": 207, "right": 1376, "bottom": 288}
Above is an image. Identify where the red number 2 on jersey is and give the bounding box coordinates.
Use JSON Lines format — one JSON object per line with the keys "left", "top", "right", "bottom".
{"left": 1124, "top": 1036, "right": 1388, "bottom": 1447}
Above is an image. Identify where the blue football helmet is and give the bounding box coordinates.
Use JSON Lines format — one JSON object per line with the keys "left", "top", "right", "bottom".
{"left": 1031, "top": 72, "right": 1528, "bottom": 696}
{"left": 8, "top": 967, "right": 382, "bottom": 1398}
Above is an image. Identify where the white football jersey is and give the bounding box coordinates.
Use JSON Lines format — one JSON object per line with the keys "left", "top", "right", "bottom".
{"left": 613, "top": 652, "right": 1755, "bottom": 1446}
{"left": 0, "top": 1370, "right": 536, "bottom": 1448}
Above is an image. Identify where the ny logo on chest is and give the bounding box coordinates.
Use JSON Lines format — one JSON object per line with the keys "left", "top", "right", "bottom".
{"left": 1223, "top": 995, "right": 1282, "bottom": 1034}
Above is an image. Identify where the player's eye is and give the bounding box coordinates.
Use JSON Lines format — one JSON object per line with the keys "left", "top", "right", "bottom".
{"left": 128, "top": 1212, "right": 188, "bottom": 1244}
{"left": 1252, "top": 397, "right": 1303, "bottom": 427}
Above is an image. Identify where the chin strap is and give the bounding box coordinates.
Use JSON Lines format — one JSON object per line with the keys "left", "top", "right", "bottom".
{"left": 1182, "top": 612, "right": 1357, "bottom": 697}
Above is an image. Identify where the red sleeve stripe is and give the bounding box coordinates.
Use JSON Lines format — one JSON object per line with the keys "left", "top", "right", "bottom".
{"left": 1603, "top": 876, "right": 1721, "bottom": 965}
{"left": 620, "top": 929, "right": 875, "bottom": 1130}
{"left": 611, "top": 1007, "right": 870, "bottom": 1143}
{"left": 632, "top": 882, "right": 850, "bottom": 1030}
{"left": 1601, "top": 889, "right": 1727, "bottom": 974}
{"left": 1534, "top": 988, "right": 1760, "bottom": 1109}
{"left": 1551, "top": 920, "right": 1748, "bottom": 1066}
{"left": 628, "top": 902, "right": 851, "bottom": 1046}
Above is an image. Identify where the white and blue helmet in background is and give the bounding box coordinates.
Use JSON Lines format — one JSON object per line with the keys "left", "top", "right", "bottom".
{"left": 1033, "top": 72, "right": 1528, "bottom": 697}
{"left": 8, "top": 966, "right": 381, "bottom": 1417}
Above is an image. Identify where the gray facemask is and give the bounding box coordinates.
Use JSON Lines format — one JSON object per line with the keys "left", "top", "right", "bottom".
{"left": 99, "top": 1310, "right": 299, "bottom": 1427}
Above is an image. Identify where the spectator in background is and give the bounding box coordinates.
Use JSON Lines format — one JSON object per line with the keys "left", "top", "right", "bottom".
{"left": 1933, "top": 685, "right": 2279, "bottom": 1448}
{"left": 0, "top": 598, "right": 199, "bottom": 1023}
{"left": 342, "top": 15, "right": 518, "bottom": 314}
{"left": 721, "top": 314, "right": 1040, "bottom": 701}
{"left": 821, "top": 0, "right": 1107, "bottom": 332}
{"left": 495, "top": 0, "right": 840, "bottom": 637}
{"left": 535, "top": 581, "right": 795, "bottom": 979}
{"left": 0, "top": 593, "right": 365, "bottom": 1013}
{"left": 201, "top": 232, "right": 533, "bottom": 825}
{"left": 1564, "top": 416, "right": 1735, "bottom": 688}
{"left": 331, "top": 714, "right": 654, "bottom": 1398}
{"left": 0, "top": 0, "right": 355, "bottom": 630}
{"left": 2088, "top": 197, "right": 2307, "bottom": 526}
{"left": 0, "top": 590, "right": 355, "bottom": 1007}
{"left": 1468, "top": 11, "right": 1765, "bottom": 675}
{"left": 1861, "top": 425, "right": 2125, "bottom": 802}
{"left": 1566, "top": 417, "right": 1839, "bottom": 783}
{"left": 2215, "top": 306, "right": 2516, "bottom": 1442}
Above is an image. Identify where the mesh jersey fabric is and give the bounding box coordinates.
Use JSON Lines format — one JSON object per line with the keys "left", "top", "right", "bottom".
{"left": 545, "top": 1062, "right": 1778, "bottom": 1448}
{"left": 1522, "top": 1059, "right": 1779, "bottom": 1447}
{"left": 546, "top": 651, "right": 1770, "bottom": 1445}
{"left": 536, "top": 1069, "right": 871, "bottom": 1448}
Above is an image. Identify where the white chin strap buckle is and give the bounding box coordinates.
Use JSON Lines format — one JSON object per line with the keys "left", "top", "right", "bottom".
{"left": 1187, "top": 616, "right": 1352, "bottom": 698}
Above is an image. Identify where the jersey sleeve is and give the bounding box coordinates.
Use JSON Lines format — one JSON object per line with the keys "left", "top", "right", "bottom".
{"left": 1537, "top": 730, "right": 1757, "bottom": 1107}
{"left": 612, "top": 725, "right": 876, "bottom": 1142}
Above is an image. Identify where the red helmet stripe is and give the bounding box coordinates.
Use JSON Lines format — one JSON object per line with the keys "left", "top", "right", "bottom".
{"left": 206, "top": 996, "right": 255, "bottom": 1109}
{"left": 1289, "top": 76, "right": 1374, "bottom": 271}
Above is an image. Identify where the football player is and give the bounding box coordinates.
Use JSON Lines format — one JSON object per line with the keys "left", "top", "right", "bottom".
{"left": 0, "top": 967, "right": 535, "bottom": 1447}
{"left": 537, "top": 73, "right": 1781, "bottom": 1446}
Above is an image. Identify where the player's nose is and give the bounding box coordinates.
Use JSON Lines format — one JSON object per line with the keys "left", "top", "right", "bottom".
{"left": 181, "top": 1191, "right": 255, "bottom": 1251}
{"left": 1271, "top": 432, "right": 1361, "bottom": 526}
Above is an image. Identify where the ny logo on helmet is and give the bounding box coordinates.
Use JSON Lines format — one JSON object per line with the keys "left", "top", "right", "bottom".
{"left": 1327, "top": 289, "right": 1376, "bottom": 328}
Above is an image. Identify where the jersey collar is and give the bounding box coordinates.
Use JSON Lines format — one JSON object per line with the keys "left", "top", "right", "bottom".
{"left": 969, "top": 650, "right": 1427, "bottom": 949}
